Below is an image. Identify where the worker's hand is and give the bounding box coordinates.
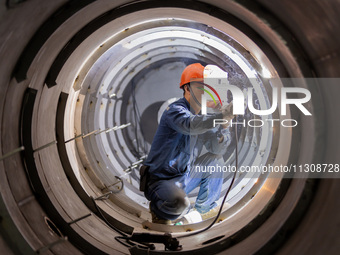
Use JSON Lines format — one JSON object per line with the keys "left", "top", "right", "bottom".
{"left": 206, "top": 100, "right": 221, "bottom": 109}
{"left": 221, "top": 101, "right": 234, "bottom": 120}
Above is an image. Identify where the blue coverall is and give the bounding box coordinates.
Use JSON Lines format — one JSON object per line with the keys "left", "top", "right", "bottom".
{"left": 144, "top": 97, "right": 231, "bottom": 220}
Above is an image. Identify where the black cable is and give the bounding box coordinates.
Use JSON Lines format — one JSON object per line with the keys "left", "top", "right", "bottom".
{"left": 134, "top": 94, "right": 148, "bottom": 155}
{"left": 131, "top": 80, "right": 147, "bottom": 156}
{"left": 91, "top": 196, "right": 152, "bottom": 249}
{"left": 115, "top": 236, "right": 153, "bottom": 250}
{"left": 91, "top": 196, "right": 128, "bottom": 237}
{"left": 114, "top": 236, "right": 133, "bottom": 248}
{"left": 132, "top": 80, "right": 147, "bottom": 154}
{"left": 178, "top": 117, "right": 239, "bottom": 238}
{"left": 131, "top": 80, "right": 141, "bottom": 156}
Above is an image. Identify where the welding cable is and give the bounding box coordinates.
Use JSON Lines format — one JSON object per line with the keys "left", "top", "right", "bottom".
{"left": 177, "top": 117, "right": 239, "bottom": 238}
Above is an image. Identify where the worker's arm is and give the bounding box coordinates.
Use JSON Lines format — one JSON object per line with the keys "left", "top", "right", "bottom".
{"left": 165, "top": 104, "right": 223, "bottom": 135}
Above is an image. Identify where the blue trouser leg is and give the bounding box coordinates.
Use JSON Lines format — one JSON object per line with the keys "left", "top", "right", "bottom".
{"left": 184, "top": 152, "right": 224, "bottom": 214}
{"left": 146, "top": 153, "right": 224, "bottom": 219}
{"left": 146, "top": 176, "right": 189, "bottom": 220}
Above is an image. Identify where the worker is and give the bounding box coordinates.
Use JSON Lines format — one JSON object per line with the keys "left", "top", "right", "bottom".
{"left": 140, "top": 63, "right": 234, "bottom": 224}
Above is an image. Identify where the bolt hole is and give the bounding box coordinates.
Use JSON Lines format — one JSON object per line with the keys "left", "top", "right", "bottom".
{"left": 202, "top": 235, "right": 225, "bottom": 245}
{"left": 44, "top": 217, "right": 63, "bottom": 238}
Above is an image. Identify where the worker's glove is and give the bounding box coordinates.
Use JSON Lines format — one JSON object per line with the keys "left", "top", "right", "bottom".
{"left": 221, "top": 101, "right": 234, "bottom": 120}
{"left": 217, "top": 128, "right": 232, "bottom": 143}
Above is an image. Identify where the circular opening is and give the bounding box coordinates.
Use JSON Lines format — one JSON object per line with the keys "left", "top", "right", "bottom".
{"left": 3, "top": 0, "right": 326, "bottom": 253}
{"left": 59, "top": 6, "right": 292, "bottom": 237}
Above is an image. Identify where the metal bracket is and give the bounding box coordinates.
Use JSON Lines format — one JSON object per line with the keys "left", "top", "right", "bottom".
{"left": 37, "top": 236, "right": 68, "bottom": 254}
{"left": 0, "top": 146, "right": 24, "bottom": 161}
{"left": 67, "top": 213, "right": 92, "bottom": 225}
{"left": 34, "top": 141, "right": 57, "bottom": 152}
{"left": 94, "top": 191, "right": 114, "bottom": 201}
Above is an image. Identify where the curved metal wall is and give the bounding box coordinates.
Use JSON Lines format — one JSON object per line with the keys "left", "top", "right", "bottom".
{"left": 0, "top": 1, "right": 339, "bottom": 254}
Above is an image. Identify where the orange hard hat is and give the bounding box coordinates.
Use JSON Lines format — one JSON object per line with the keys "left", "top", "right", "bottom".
{"left": 180, "top": 63, "right": 205, "bottom": 88}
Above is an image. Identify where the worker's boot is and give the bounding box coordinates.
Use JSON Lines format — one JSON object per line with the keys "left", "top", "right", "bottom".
{"left": 149, "top": 204, "right": 172, "bottom": 225}
{"left": 200, "top": 203, "right": 230, "bottom": 220}
{"left": 175, "top": 209, "right": 202, "bottom": 225}
{"left": 200, "top": 207, "right": 220, "bottom": 220}
{"left": 150, "top": 211, "right": 172, "bottom": 225}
